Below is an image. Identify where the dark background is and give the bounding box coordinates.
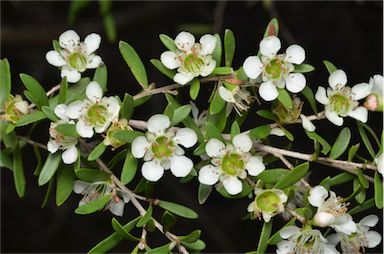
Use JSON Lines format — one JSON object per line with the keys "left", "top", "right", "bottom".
{"left": 1, "top": 1, "right": 383, "bottom": 253}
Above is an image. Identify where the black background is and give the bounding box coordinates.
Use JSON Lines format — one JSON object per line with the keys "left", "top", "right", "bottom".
{"left": 1, "top": 1, "right": 383, "bottom": 253}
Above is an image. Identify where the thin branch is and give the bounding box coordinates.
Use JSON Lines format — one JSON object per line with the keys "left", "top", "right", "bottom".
{"left": 16, "top": 135, "right": 48, "bottom": 150}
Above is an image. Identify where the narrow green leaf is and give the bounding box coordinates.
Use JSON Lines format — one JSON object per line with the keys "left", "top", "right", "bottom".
{"left": 121, "top": 93, "right": 134, "bottom": 119}
{"left": 38, "top": 153, "right": 62, "bottom": 186}
{"left": 211, "top": 67, "right": 233, "bottom": 75}
{"left": 353, "top": 179, "right": 366, "bottom": 204}
{"left": 198, "top": 183, "right": 212, "bottom": 205}
{"left": 207, "top": 104, "right": 227, "bottom": 132}
{"left": 360, "top": 123, "right": 381, "bottom": 147}
{"left": 41, "top": 178, "right": 54, "bottom": 208}
{"left": 181, "top": 240, "right": 206, "bottom": 251}
{"left": 137, "top": 205, "right": 153, "bottom": 227}
{"left": 121, "top": 149, "right": 138, "bottom": 185}
{"left": 357, "top": 122, "right": 376, "bottom": 159}
{"left": 224, "top": 29, "right": 235, "bottom": 67}
{"left": 0, "top": 149, "right": 13, "bottom": 170}
{"left": 159, "top": 34, "right": 177, "bottom": 51}
{"left": 88, "top": 142, "right": 106, "bottom": 161}
{"left": 75, "top": 168, "right": 110, "bottom": 182}
{"left": 263, "top": 18, "right": 279, "bottom": 38}
{"left": 249, "top": 125, "right": 271, "bottom": 140}
{"left": 356, "top": 168, "right": 369, "bottom": 189}
{"left": 256, "top": 109, "right": 278, "bottom": 121}
{"left": 230, "top": 121, "right": 240, "bottom": 138}
{"left": 55, "top": 123, "right": 78, "bottom": 137}
{"left": 56, "top": 164, "right": 75, "bottom": 206}
{"left": 158, "top": 200, "right": 198, "bottom": 219}
{"left": 172, "top": 105, "right": 192, "bottom": 125}
{"left": 305, "top": 131, "right": 331, "bottom": 155}
{"left": 146, "top": 243, "right": 171, "bottom": 254}
{"left": 58, "top": 77, "right": 68, "bottom": 104}
{"left": 15, "top": 111, "right": 46, "bottom": 127}
{"left": 94, "top": 65, "right": 108, "bottom": 92}
{"left": 268, "top": 218, "right": 296, "bottom": 245}
{"left": 114, "top": 130, "right": 144, "bottom": 143}
{"left": 348, "top": 143, "right": 360, "bottom": 161}
{"left": 103, "top": 14, "right": 117, "bottom": 43}
{"left": 52, "top": 40, "right": 60, "bottom": 51}
{"left": 277, "top": 88, "right": 292, "bottom": 109}
{"left": 349, "top": 198, "right": 375, "bottom": 215}
{"left": 119, "top": 41, "right": 148, "bottom": 88}
{"left": 294, "top": 64, "right": 315, "bottom": 73}
{"left": 68, "top": 0, "right": 90, "bottom": 24}
{"left": 161, "top": 211, "right": 176, "bottom": 232}
{"left": 205, "top": 122, "right": 223, "bottom": 140}
{"left": 374, "top": 172, "right": 383, "bottom": 209}
{"left": 212, "top": 34, "right": 222, "bottom": 66}
{"left": 330, "top": 172, "right": 354, "bottom": 186}
{"left": 111, "top": 218, "right": 139, "bottom": 241}
{"left": 209, "top": 90, "right": 225, "bottom": 114}
{"left": 274, "top": 163, "right": 309, "bottom": 189}
{"left": 257, "top": 220, "right": 273, "bottom": 254}
{"left": 282, "top": 127, "right": 294, "bottom": 141}
{"left": 257, "top": 168, "right": 290, "bottom": 184}
{"left": 180, "top": 230, "right": 201, "bottom": 243}
{"left": 0, "top": 59, "right": 11, "bottom": 105}
{"left": 150, "top": 59, "right": 176, "bottom": 79}
{"left": 189, "top": 78, "right": 200, "bottom": 100}
{"left": 13, "top": 144, "right": 25, "bottom": 197}
{"left": 75, "top": 194, "right": 112, "bottom": 214}
{"left": 330, "top": 127, "right": 351, "bottom": 159}
{"left": 301, "top": 86, "right": 318, "bottom": 113}
{"left": 19, "top": 73, "right": 48, "bottom": 108}
{"left": 323, "top": 60, "right": 337, "bottom": 74}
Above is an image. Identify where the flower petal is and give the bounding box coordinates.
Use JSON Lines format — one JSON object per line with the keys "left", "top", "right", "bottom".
{"left": 245, "top": 156, "right": 265, "bottom": 176}
{"left": 110, "top": 200, "right": 124, "bottom": 217}
{"left": 66, "top": 101, "right": 84, "bottom": 119}
{"left": 314, "top": 211, "right": 335, "bottom": 227}
{"left": 259, "top": 36, "right": 281, "bottom": 58}
{"left": 325, "top": 110, "right": 344, "bottom": 126}
{"left": 86, "top": 55, "right": 102, "bottom": 69}
{"left": 351, "top": 82, "right": 373, "bottom": 101}
{"left": 198, "top": 165, "right": 220, "bottom": 185}
{"left": 147, "top": 114, "right": 170, "bottom": 134}
{"left": 285, "top": 44, "right": 305, "bottom": 64}
{"left": 315, "top": 86, "right": 329, "bottom": 105}
{"left": 61, "top": 68, "right": 81, "bottom": 83}
{"left": 54, "top": 104, "right": 68, "bottom": 121}
{"left": 222, "top": 176, "right": 242, "bottom": 195}
{"left": 73, "top": 180, "right": 89, "bottom": 194}
{"left": 200, "top": 59, "right": 216, "bottom": 77}
{"left": 170, "top": 155, "right": 193, "bottom": 177}
{"left": 259, "top": 81, "right": 278, "bottom": 101}
{"left": 270, "top": 127, "right": 285, "bottom": 136}
{"left": 233, "top": 133, "right": 253, "bottom": 153}
{"left": 219, "top": 86, "right": 235, "bottom": 103}
{"left": 86, "top": 81, "right": 103, "bottom": 102}
{"left": 375, "top": 153, "right": 384, "bottom": 175}
{"left": 347, "top": 106, "right": 368, "bottom": 123}
{"left": 76, "top": 119, "right": 94, "bottom": 138}
{"left": 47, "top": 140, "right": 59, "bottom": 153}
{"left": 61, "top": 145, "right": 78, "bottom": 164}
{"left": 300, "top": 114, "right": 316, "bottom": 132}
{"left": 279, "top": 226, "right": 300, "bottom": 239}
{"left": 205, "top": 138, "right": 225, "bottom": 158}
{"left": 59, "top": 30, "right": 80, "bottom": 52}
{"left": 160, "top": 51, "right": 180, "bottom": 70}
{"left": 46, "top": 50, "right": 66, "bottom": 67}
{"left": 131, "top": 136, "right": 150, "bottom": 158}
{"left": 276, "top": 240, "right": 295, "bottom": 254}
{"left": 174, "top": 72, "right": 194, "bottom": 85}
{"left": 243, "top": 56, "right": 263, "bottom": 79}
{"left": 328, "top": 69, "right": 347, "bottom": 89}
{"left": 84, "top": 33, "right": 101, "bottom": 54}
{"left": 142, "top": 161, "right": 164, "bottom": 182}
{"left": 366, "top": 231, "right": 382, "bottom": 248}
{"left": 359, "top": 214, "right": 379, "bottom": 227}
{"left": 333, "top": 214, "right": 356, "bottom": 235}
{"left": 308, "top": 185, "right": 328, "bottom": 207}
{"left": 200, "top": 34, "right": 216, "bottom": 55}
{"left": 174, "top": 128, "right": 197, "bottom": 148}
{"left": 285, "top": 73, "right": 306, "bottom": 93}
{"left": 175, "top": 31, "right": 195, "bottom": 51}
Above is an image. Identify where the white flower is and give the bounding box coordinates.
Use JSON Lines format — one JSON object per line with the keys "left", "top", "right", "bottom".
{"left": 218, "top": 83, "right": 253, "bottom": 115}
{"left": 73, "top": 180, "right": 130, "bottom": 216}
{"left": 65, "top": 81, "right": 120, "bottom": 138}
{"left": 243, "top": 36, "right": 307, "bottom": 101}
{"left": 374, "top": 152, "right": 384, "bottom": 175}
{"left": 47, "top": 104, "right": 78, "bottom": 164}
{"left": 300, "top": 114, "right": 316, "bottom": 132}
{"left": 198, "top": 134, "right": 265, "bottom": 195}
{"left": 160, "top": 31, "right": 216, "bottom": 85}
{"left": 0, "top": 94, "right": 29, "bottom": 123}
{"left": 328, "top": 214, "right": 382, "bottom": 253}
{"left": 315, "top": 69, "right": 373, "bottom": 126}
{"left": 277, "top": 226, "right": 339, "bottom": 254}
{"left": 365, "top": 74, "right": 383, "bottom": 111}
{"left": 131, "top": 114, "right": 197, "bottom": 182}
{"left": 308, "top": 186, "right": 356, "bottom": 235}
{"left": 247, "top": 188, "right": 287, "bottom": 222}
{"left": 46, "top": 30, "right": 102, "bottom": 83}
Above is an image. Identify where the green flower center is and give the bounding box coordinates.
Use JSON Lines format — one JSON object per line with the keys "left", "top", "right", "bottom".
{"left": 221, "top": 153, "right": 244, "bottom": 176}
{"left": 256, "top": 190, "right": 281, "bottom": 213}
{"left": 183, "top": 53, "right": 205, "bottom": 74}
{"left": 265, "top": 58, "right": 285, "bottom": 80}
{"left": 151, "top": 136, "right": 175, "bottom": 159}
{"left": 329, "top": 93, "right": 351, "bottom": 115}
{"left": 86, "top": 104, "right": 108, "bottom": 126}
{"left": 68, "top": 52, "right": 87, "bottom": 71}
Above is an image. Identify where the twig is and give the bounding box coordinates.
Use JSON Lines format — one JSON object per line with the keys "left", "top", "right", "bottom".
{"left": 16, "top": 135, "right": 48, "bottom": 150}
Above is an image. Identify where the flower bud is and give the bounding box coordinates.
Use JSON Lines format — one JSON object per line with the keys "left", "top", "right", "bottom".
{"left": 104, "top": 119, "right": 132, "bottom": 149}
{"left": 0, "top": 95, "right": 29, "bottom": 123}
{"left": 272, "top": 97, "right": 303, "bottom": 123}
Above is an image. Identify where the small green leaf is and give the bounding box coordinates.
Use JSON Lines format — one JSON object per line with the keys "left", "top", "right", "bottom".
{"left": 121, "top": 149, "right": 138, "bottom": 185}
{"left": 75, "top": 194, "right": 112, "bottom": 215}
{"left": 180, "top": 230, "right": 201, "bottom": 243}
{"left": 205, "top": 122, "right": 223, "bottom": 140}
{"left": 330, "top": 172, "right": 355, "bottom": 186}
{"left": 356, "top": 168, "right": 369, "bottom": 189}
{"left": 13, "top": 144, "right": 25, "bottom": 198}
{"left": 330, "top": 127, "right": 351, "bottom": 159}
{"left": 294, "top": 64, "right": 315, "bottom": 73}
{"left": 181, "top": 240, "right": 206, "bottom": 251}
{"left": 56, "top": 164, "right": 75, "bottom": 206}
{"left": 172, "top": 105, "right": 192, "bottom": 125}
{"left": 150, "top": 59, "right": 176, "bottom": 79}
{"left": 137, "top": 205, "right": 153, "bottom": 227}
{"left": 75, "top": 168, "right": 111, "bottom": 182}
{"left": 88, "top": 142, "right": 106, "bottom": 161}
{"left": 348, "top": 143, "right": 360, "bottom": 161}
{"left": 121, "top": 93, "right": 134, "bottom": 119}
{"left": 353, "top": 179, "right": 366, "bottom": 204}
{"left": 224, "top": 29, "right": 235, "bottom": 67}
{"left": 257, "top": 220, "right": 273, "bottom": 254}
{"left": 249, "top": 125, "right": 271, "bottom": 140}
{"left": 323, "top": 60, "right": 337, "bottom": 74}
{"left": 209, "top": 89, "right": 225, "bottom": 115}
{"left": 212, "top": 34, "right": 222, "bottom": 66}
{"left": 159, "top": 34, "right": 177, "bottom": 51}
{"left": 15, "top": 111, "right": 46, "bottom": 127}
{"left": 161, "top": 211, "right": 176, "bottom": 232}
{"left": 38, "top": 153, "right": 62, "bottom": 186}
{"left": 277, "top": 88, "right": 292, "bottom": 109}
{"left": 230, "top": 121, "right": 240, "bottom": 138}
{"left": 301, "top": 86, "right": 318, "bottom": 113}
{"left": 119, "top": 41, "right": 148, "bottom": 88}
{"left": 158, "top": 200, "right": 198, "bottom": 219}
{"left": 0, "top": 59, "right": 11, "bottom": 105}
{"left": 94, "top": 65, "right": 108, "bottom": 92}
{"left": 114, "top": 130, "right": 144, "bottom": 143}
{"left": 274, "top": 162, "right": 309, "bottom": 190}
{"left": 349, "top": 198, "right": 375, "bottom": 215}
{"left": 103, "top": 14, "right": 117, "bottom": 43}
{"left": 19, "top": 73, "right": 48, "bottom": 108}
{"left": 263, "top": 18, "right": 279, "bottom": 38}
{"left": 68, "top": 0, "right": 90, "bottom": 24}
{"left": 111, "top": 218, "right": 139, "bottom": 241}
{"left": 58, "top": 77, "right": 68, "bottom": 104}
{"left": 357, "top": 122, "right": 376, "bottom": 159}
{"left": 52, "top": 40, "right": 60, "bottom": 51}
{"left": 257, "top": 168, "right": 290, "bottom": 184}
{"left": 211, "top": 67, "right": 233, "bottom": 75}
{"left": 256, "top": 109, "right": 278, "bottom": 121}
{"left": 305, "top": 131, "right": 331, "bottom": 155}
{"left": 374, "top": 172, "right": 383, "bottom": 209}
{"left": 146, "top": 243, "right": 171, "bottom": 254}
{"left": 55, "top": 123, "right": 78, "bottom": 137}
{"left": 198, "top": 183, "right": 212, "bottom": 205}
{"left": 189, "top": 78, "right": 200, "bottom": 100}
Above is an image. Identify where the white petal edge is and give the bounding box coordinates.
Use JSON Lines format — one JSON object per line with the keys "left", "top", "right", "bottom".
{"left": 198, "top": 165, "right": 220, "bottom": 185}
{"left": 315, "top": 86, "right": 329, "bottom": 105}
{"left": 285, "top": 44, "right": 305, "bottom": 64}
{"left": 76, "top": 119, "right": 94, "bottom": 138}
{"left": 314, "top": 212, "right": 335, "bottom": 227}
{"left": 245, "top": 156, "right": 265, "bottom": 176}
{"left": 359, "top": 214, "right": 379, "bottom": 227}
{"left": 328, "top": 69, "right": 347, "bottom": 89}
{"left": 300, "top": 114, "right": 316, "bottom": 132}
{"left": 170, "top": 155, "right": 193, "bottom": 177}
{"left": 351, "top": 82, "right": 373, "bottom": 101}
{"left": 205, "top": 138, "right": 225, "bottom": 158}
{"left": 84, "top": 33, "right": 101, "bottom": 55}
{"left": 141, "top": 161, "right": 164, "bottom": 182}
{"left": 65, "top": 101, "right": 84, "bottom": 119}
{"left": 147, "top": 114, "right": 170, "bottom": 134}
{"left": 200, "top": 59, "right": 216, "bottom": 77}
{"left": 73, "top": 180, "right": 89, "bottom": 194}
{"left": 347, "top": 106, "right": 368, "bottom": 123}
{"left": 61, "top": 68, "right": 81, "bottom": 83}
{"left": 131, "top": 136, "right": 150, "bottom": 158}
{"left": 46, "top": 50, "right": 66, "bottom": 67}
{"left": 175, "top": 31, "right": 195, "bottom": 52}
{"left": 47, "top": 140, "right": 59, "bottom": 153}
{"left": 243, "top": 56, "right": 263, "bottom": 79}
{"left": 285, "top": 73, "right": 306, "bottom": 93}
{"left": 54, "top": 104, "right": 68, "bottom": 121}
{"left": 279, "top": 226, "right": 300, "bottom": 239}
{"left": 325, "top": 110, "right": 344, "bottom": 126}
{"left": 174, "top": 128, "right": 197, "bottom": 148}
{"left": 174, "top": 72, "right": 194, "bottom": 85}
{"left": 86, "top": 81, "right": 103, "bottom": 102}
{"left": 86, "top": 55, "right": 102, "bottom": 69}
{"left": 61, "top": 145, "right": 78, "bottom": 164}
{"left": 365, "top": 231, "right": 382, "bottom": 248}
{"left": 259, "top": 81, "right": 279, "bottom": 101}
{"left": 218, "top": 86, "right": 235, "bottom": 103}
{"left": 232, "top": 133, "right": 253, "bottom": 153}
{"left": 308, "top": 185, "right": 328, "bottom": 207}
{"left": 160, "top": 51, "right": 180, "bottom": 70}
{"left": 222, "top": 176, "right": 242, "bottom": 195}
{"left": 270, "top": 127, "right": 285, "bottom": 136}
{"left": 200, "top": 34, "right": 216, "bottom": 55}
{"left": 59, "top": 30, "right": 80, "bottom": 52}
{"left": 259, "top": 36, "right": 281, "bottom": 58}
{"left": 110, "top": 201, "right": 124, "bottom": 217}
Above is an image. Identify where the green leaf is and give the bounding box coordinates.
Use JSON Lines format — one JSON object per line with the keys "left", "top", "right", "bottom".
{"left": 257, "top": 220, "right": 273, "bottom": 254}
{"left": 75, "top": 194, "right": 112, "bottom": 215}
{"left": 212, "top": 34, "right": 222, "bottom": 66}
{"left": 256, "top": 109, "right": 278, "bottom": 121}
{"left": 158, "top": 200, "right": 198, "bottom": 219}
{"left": 146, "top": 243, "right": 171, "bottom": 254}
{"left": 68, "top": 0, "right": 90, "bottom": 24}
{"left": 38, "top": 153, "right": 62, "bottom": 186}
{"left": 356, "top": 168, "right": 369, "bottom": 189}
{"left": 357, "top": 122, "right": 377, "bottom": 159}
{"left": 181, "top": 240, "right": 206, "bottom": 251}
{"left": 41, "top": 178, "right": 54, "bottom": 208}
{"left": 277, "top": 88, "right": 292, "bottom": 109}
{"left": 58, "top": 77, "right": 68, "bottom": 104}
{"left": 150, "top": 59, "right": 176, "bottom": 79}
{"left": 75, "top": 168, "right": 110, "bottom": 182}
{"left": 305, "top": 131, "right": 331, "bottom": 155}
{"left": 0, "top": 148, "right": 13, "bottom": 170}
{"left": 257, "top": 168, "right": 290, "bottom": 184}
{"left": 114, "top": 130, "right": 144, "bottom": 143}
{"left": 205, "top": 122, "right": 223, "bottom": 140}
{"left": 348, "top": 143, "right": 360, "bottom": 161}
{"left": 15, "top": 111, "right": 46, "bottom": 127}
{"left": 294, "top": 64, "right": 315, "bottom": 73}
{"left": 137, "top": 205, "right": 153, "bottom": 227}
{"left": 189, "top": 78, "right": 200, "bottom": 100}
{"left": 224, "top": 29, "right": 235, "bottom": 67}
{"left": 330, "top": 172, "right": 354, "bottom": 186}
{"left": 353, "top": 179, "right": 366, "bottom": 204}
{"left": 374, "top": 172, "right": 383, "bottom": 209}
{"left": 268, "top": 218, "right": 296, "bottom": 245}
{"left": 349, "top": 198, "right": 375, "bottom": 215}
{"left": 301, "top": 86, "right": 318, "bottom": 113}
{"left": 263, "top": 18, "right": 279, "bottom": 38}
{"left": 159, "top": 34, "right": 177, "bottom": 51}
{"left": 323, "top": 60, "right": 337, "bottom": 74}
{"left": 209, "top": 89, "right": 225, "bottom": 114}
{"left": 19, "top": 73, "right": 48, "bottom": 108}
{"left": 52, "top": 40, "right": 60, "bottom": 51}
{"left": 56, "top": 164, "right": 75, "bottom": 206}
{"left": 0, "top": 59, "right": 11, "bottom": 105}
{"left": 111, "top": 218, "right": 139, "bottom": 241}
{"left": 13, "top": 144, "right": 25, "bottom": 198}
{"left": 119, "top": 41, "right": 148, "bottom": 88}
{"left": 360, "top": 123, "right": 381, "bottom": 147}
{"left": 249, "top": 125, "right": 271, "bottom": 140}
{"left": 180, "top": 230, "right": 201, "bottom": 243}
{"left": 211, "top": 67, "right": 233, "bottom": 75}
{"left": 55, "top": 123, "right": 78, "bottom": 137}
{"left": 161, "top": 211, "right": 176, "bottom": 232}
{"left": 94, "top": 65, "right": 108, "bottom": 92}
{"left": 172, "top": 105, "right": 192, "bottom": 125}
{"left": 121, "top": 93, "right": 134, "bottom": 119}
{"left": 103, "top": 14, "right": 117, "bottom": 43}
{"left": 274, "top": 162, "right": 309, "bottom": 190}
{"left": 207, "top": 105, "right": 227, "bottom": 132}
{"left": 88, "top": 142, "right": 106, "bottom": 161}
{"left": 121, "top": 149, "right": 138, "bottom": 185}
{"left": 230, "top": 121, "right": 240, "bottom": 138}
{"left": 198, "top": 183, "right": 212, "bottom": 205}
{"left": 330, "top": 127, "right": 351, "bottom": 159}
